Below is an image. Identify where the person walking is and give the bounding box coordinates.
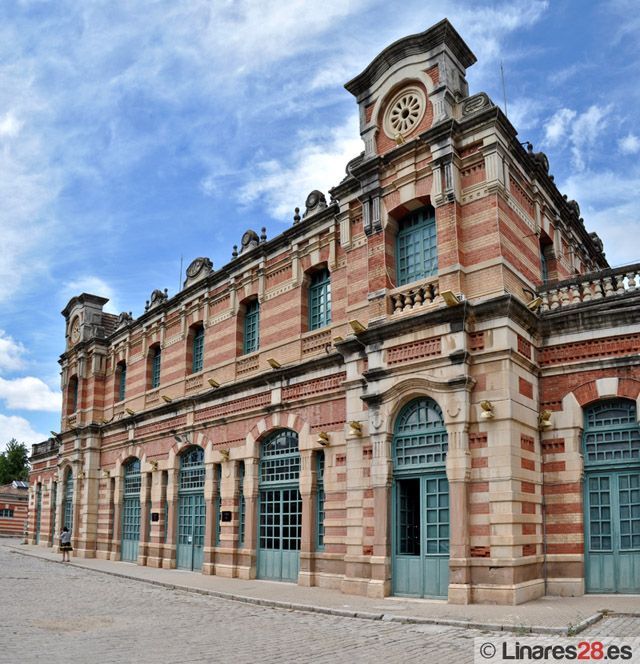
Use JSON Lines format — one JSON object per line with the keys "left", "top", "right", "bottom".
{"left": 60, "top": 526, "right": 72, "bottom": 562}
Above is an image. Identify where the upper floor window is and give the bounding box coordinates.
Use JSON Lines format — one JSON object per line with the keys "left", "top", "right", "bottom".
{"left": 396, "top": 206, "right": 437, "bottom": 286}
{"left": 150, "top": 345, "right": 161, "bottom": 389}
{"left": 540, "top": 236, "right": 554, "bottom": 283}
{"left": 243, "top": 299, "right": 260, "bottom": 354}
{"left": 192, "top": 325, "right": 204, "bottom": 373}
{"left": 68, "top": 375, "right": 79, "bottom": 414}
{"left": 309, "top": 268, "right": 331, "bottom": 330}
{"left": 116, "top": 361, "right": 126, "bottom": 402}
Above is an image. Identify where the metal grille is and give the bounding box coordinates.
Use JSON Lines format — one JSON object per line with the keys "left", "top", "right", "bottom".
{"left": 619, "top": 473, "right": 640, "bottom": 550}
{"left": 397, "top": 208, "right": 437, "bottom": 286}
{"left": 63, "top": 470, "right": 74, "bottom": 533}
{"left": 243, "top": 300, "right": 260, "bottom": 355}
{"left": 214, "top": 464, "right": 221, "bottom": 546}
{"left": 260, "top": 430, "right": 300, "bottom": 485}
{"left": 151, "top": 347, "right": 161, "bottom": 389}
{"left": 309, "top": 269, "right": 331, "bottom": 330}
{"left": 316, "top": 452, "right": 325, "bottom": 549}
{"left": 117, "top": 363, "right": 126, "bottom": 402}
{"left": 123, "top": 459, "right": 141, "bottom": 496}
{"left": 259, "top": 488, "right": 301, "bottom": 550}
{"left": 179, "top": 447, "right": 205, "bottom": 491}
{"left": 238, "top": 462, "right": 245, "bottom": 546}
{"left": 394, "top": 398, "right": 448, "bottom": 471}
{"left": 424, "top": 476, "right": 449, "bottom": 554}
{"left": 177, "top": 493, "right": 205, "bottom": 547}
{"left": 398, "top": 478, "right": 420, "bottom": 555}
{"left": 122, "top": 497, "right": 140, "bottom": 541}
{"left": 588, "top": 476, "right": 612, "bottom": 551}
{"left": 192, "top": 326, "right": 204, "bottom": 373}
{"left": 584, "top": 400, "right": 640, "bottom": 465}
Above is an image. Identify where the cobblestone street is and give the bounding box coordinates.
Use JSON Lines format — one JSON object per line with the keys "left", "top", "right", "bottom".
{"left": 2, "top": 547, "right": 639, "bottom": 664}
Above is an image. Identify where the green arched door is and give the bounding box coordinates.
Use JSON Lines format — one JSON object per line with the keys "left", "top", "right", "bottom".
{"left": 257, "top": 430, "right": 301, "bottom": 582}
{"left": 63, "top": 469, "right": 74, "bottom": 535}
{"left": 177, "top": 447, "right": 205, "bottom": 571}
{"left": 584, "top": 399, "right": 640, "bottom": 593}
{"left": 121, "top": 458, "right": 141, "bottom": 562}
{"left": 392, "top": 397, "right": 449, "bottom": 598}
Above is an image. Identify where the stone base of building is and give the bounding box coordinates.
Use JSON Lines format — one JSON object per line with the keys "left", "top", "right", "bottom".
{"left": 545, "top": 578, "right": 585, "bottom": 596}
{"left": 470, "top": 579, "right": 546, "bottom": 605}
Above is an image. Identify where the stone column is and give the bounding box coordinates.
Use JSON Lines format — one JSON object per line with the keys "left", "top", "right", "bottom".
{"left": 137, "top": 472, "right": 151, "bottom": 566}
{"left": 370, "top": 431, "right": 393, "bottom": 597}
{"left": 110, "top": 474, "right": 122, "bottom": 561}
{"left": 163, "top": 468, "right": 178, "bottom": 569}
{"left": 75, "top": 439, "right": 100, "bottom": 558}
{"left": 202, "top": 461, "right": 217, "bottom": 575}
{"left": 147, "top": 469, "right": 164, "bottom": 568}
{"left": 241, "top": 457, "right": 258, "bottom": 579}
{"left": 298, "top": 449, "right": 315, "bottom": 587}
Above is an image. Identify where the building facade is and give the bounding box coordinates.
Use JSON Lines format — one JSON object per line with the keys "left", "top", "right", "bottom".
{"left": 1, "top": 481, "right": 28, "bottom": 537}
{"left": 28, "top": 20, "right": 640, "bottom": 604}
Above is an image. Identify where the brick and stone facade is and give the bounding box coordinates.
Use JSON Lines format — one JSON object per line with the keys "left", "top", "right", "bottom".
{"left": 1, "top": 481, "right": 28, "bottom": 537}
{"left": 28, "top": 20, "right": 640, "bottom": 604}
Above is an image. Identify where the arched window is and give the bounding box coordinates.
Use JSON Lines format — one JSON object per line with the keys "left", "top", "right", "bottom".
{"left": 191, "top": 325, "right": 205, "bottom": 373}
{"left": 583, "top": 399, "right": 640, "bottom": 466}
{"left": 243, "top": 300, "right": 260, "bottom": 354}
{"left": 149, "top": 345, "right": 161, "bottom": 389}
{"left": 67, "top": 375, "right": 79, "bottom": 414}
{"left": 177, "top": 446, "right": 206, "bottom": 571}
{"left": 308, "top": 268, "right": 331, "bottom": 330}
{"left": 116, "top": 361, "right": 126, "bottom": 402}
{"left": 63, "top": 468, "right": 74, "bottom": 534}
{"left": 396, "top": 207, "right": 437, "bottom": 286}
{"left": 393, "top": 397, "right": 448, "bottom": 470}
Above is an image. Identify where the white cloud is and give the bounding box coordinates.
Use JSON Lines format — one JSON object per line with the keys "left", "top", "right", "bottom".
{"left": 0, "top": 377, "right": 61, "bottom": 412}
{"left": 0, "top": 414, "right": 47, "bottom": 448}
{"left": 237, "top": 114, "right": 362, "bottom": 219}
{"left": 0, "top": 330, "right": 26, "bottom": 373}
{"left": 62, "top": 276, "right": 120, "bottom": 314}
{"left": 543, "top": 105, "right": 611, "bottom": 170}
{"left": 544, "top": 108, "right": 577, "bottom": 145}
{"left": 619, "top": 133, "right": 640, "bottom": 154}
{"left": 0, "top": 111, "right": 22, "bottom": 137}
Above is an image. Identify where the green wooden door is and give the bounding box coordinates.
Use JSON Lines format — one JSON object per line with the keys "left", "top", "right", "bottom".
{"left": 121, "top": 459, "right": 141, "bottom": 563}
{"left": 583, "top": 400, "right": 640, "bottom": 594}
{"left": 257, "top": 430, "right": 301, "bottom": 582}
{"left": 63, "top": 470, "right": 74, "bottom": 535}
{"left": 176, "top": 447, "right": 205, "bottom": 571}
{"left": 35, "top": 484, "right": 42, "bottom": 544}
{"left": 392, "top": 398, "right": 449, "bottom": 599}
{"left": 585, "top": 472, "right": 640, "bottom": 592}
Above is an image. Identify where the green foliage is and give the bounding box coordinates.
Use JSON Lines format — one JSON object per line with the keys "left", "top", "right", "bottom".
{"left": 0, "top": 439, "right": 30, "bottom": 485}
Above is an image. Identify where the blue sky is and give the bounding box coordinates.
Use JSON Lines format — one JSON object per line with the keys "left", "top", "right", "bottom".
{"left": 0, "top": 0, "right": 638, "bottom": 451}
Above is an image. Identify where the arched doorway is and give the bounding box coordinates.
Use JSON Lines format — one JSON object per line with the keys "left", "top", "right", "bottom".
{"left": 392, "top": 397, "right": 449, "bottom": 598}
{"left": 121, "top": 458, "right": 141, "bottom": 562}
{"left": 257, "top": 429, "right": 301, "bottom": 582}
{"left": 177, "top": 446, "right": 205, "bottom": 571}
{"left": 62, "top": 468, "right": 74, "bottom": 536}
{"left": 583, "top": 398, "right": 640, "bottom": 593}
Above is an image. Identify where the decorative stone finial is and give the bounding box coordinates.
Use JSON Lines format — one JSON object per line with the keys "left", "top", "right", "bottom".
{"left": 293, "top": 207, "right": 301, "bottom": 224}
{"left": 232, "top": 245, "right": 238, "bottom": 258}
{"left": 260, "top": 227, "right": 267, "bottom": 243}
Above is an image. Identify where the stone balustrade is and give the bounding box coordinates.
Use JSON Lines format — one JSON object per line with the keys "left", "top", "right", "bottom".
{"left": 389, "top": 277, "right": 440, "bottom": 314}
{"left": 539, "top": 263, "right": 640, "bottom": 312}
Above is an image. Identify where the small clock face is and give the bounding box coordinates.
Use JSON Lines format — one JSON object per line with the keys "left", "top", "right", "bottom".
{"left": 241, "top": 231, "right": 253, "bottom": 247}
{"left": 71, "top": 318, "right": 80, "bottom": 342}
{"left": 186, "top": 258, "right": 204, "bottom": 278}
{"left": 306, "top": 191, "right": 319, "bottom": 208}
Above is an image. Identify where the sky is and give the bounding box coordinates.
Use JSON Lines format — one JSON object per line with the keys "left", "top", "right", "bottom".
{"left": 0, "top": 0, "right": 638, "bottom": 452}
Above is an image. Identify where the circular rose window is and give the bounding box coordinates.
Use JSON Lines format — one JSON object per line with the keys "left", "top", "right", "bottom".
{"left": 383, "top": 87, "right": 426, "bottom": 139}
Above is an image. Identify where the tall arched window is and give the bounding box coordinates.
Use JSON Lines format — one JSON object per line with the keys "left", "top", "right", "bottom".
{"left": 177, "top": 446, "right": 206, "bottom": 571}
{"left": 191, "top": 325, "right": 205, "bottom": 373}
{"left": 63, "top": 468, "right": 74, "bottom": 534}
{"left": 67, "top": 375, "right": 79, "bottom": 414}
{"left": 149, "top": 345, "right": 161, "bottom": 389}
{"left": 396, "top": 206, "right": 437, "bottom": 286}
{"left": 116, "top": 361, "right": 126, "bottom": 402}
{"left": 308, "top": 268, "right": 331, "bottom": 330}
{"left": 243, "top": 300, "right": 260, "bottom": 354}
{"left": 121, "top": 458, "right": 141, "bottom": 562}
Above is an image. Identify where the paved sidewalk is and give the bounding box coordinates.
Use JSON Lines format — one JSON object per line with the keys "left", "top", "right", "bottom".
{"left": 5, "top": 540, "right": 639, "bottom": 636}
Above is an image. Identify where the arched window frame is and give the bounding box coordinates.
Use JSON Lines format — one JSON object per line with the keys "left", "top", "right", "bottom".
{"left": 67, "top": 375, "right": 79, "bottom": 415}
{"left": 308, "top": 267, "right": 331, "bottom": 331}
{"left": 243, "top": 299, "right": 260, "bottom": 355}
{"left": 395, "top": 206, "right": 438, "bottom": 286}
{"left": 582, "top": 398, "right": 640, "bottom": 467}
{"left": 190, "top": 324, "right": 205, "bottom": 374}
{"left": 148, "top": 344, "right": 161, "bottom": 390}
{"left": 115, "top": 361, "right": 126, "bottom": 403}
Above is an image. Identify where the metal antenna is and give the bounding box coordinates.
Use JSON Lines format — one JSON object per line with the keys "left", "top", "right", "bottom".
{"left": 500, "top": 61, "right": 508, "bottom": 118}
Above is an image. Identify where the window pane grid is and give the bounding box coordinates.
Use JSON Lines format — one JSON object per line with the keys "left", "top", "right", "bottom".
{"left": 122, "top": 498, "right": 140, "bottom": 541}
{"left": 588, "top": 476, "right": 612, "bottom": 551}
{"left": 397, "top": 208, "right": 437, "bottom": 286}
{"left": 238, "top": 462, "right": 245, "bottom": 546}
{"left": 63, "top": 471, "right": 74, "bottom": 533}
{"left": 123, "top": 459, "right": 141, "bottom": 495}
{"left": 179, "top": 447, "right": 205, "bottom": 491}
{"left": 309, "top": 270, "right": 331, "bottom": 330}
{"left": 584, "top": 400, "right": 640, "bottom": 466}
{"left": 394, "top": 399, "right": 448, "bottom": 470}
{"left": 425, "top": 477, "right": 449, "bottom": 554}
{"left": 619, "top": 473, "right": 640, "bottom": 550}
{"left": 215, "top": 464, "right": 221, "bottom": 546}
{"left": 192, "top": 327, "right": 204, "bottom": 373}
{"left": 151, "top": 349, "right": 161, "bottom": 389}
{"left": 316, "top": 453, "right": 325, "bottom": 549}
{"left": 243, "top": 301, "right": 260, "bottom": 355}
{"left": 118, "top": 365, "right": 126, "bottom": 402}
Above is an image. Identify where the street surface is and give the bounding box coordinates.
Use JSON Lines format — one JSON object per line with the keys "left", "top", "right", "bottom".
{"left": 1, "top": 546, "right": 639, "bottom": 664}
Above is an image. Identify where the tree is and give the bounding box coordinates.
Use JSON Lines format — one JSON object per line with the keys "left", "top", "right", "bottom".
{"left": 0, "top": 439, "right": 30, "bottom": 485}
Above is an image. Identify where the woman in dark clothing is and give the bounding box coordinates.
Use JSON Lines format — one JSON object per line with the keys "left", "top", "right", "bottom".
{"left": 59, "top": 526, "right": 72, "bottom": 562}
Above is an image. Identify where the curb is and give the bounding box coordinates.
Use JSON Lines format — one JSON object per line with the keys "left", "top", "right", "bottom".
{"left": 5, "top": 546, "right": 603, "bottom": 635}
